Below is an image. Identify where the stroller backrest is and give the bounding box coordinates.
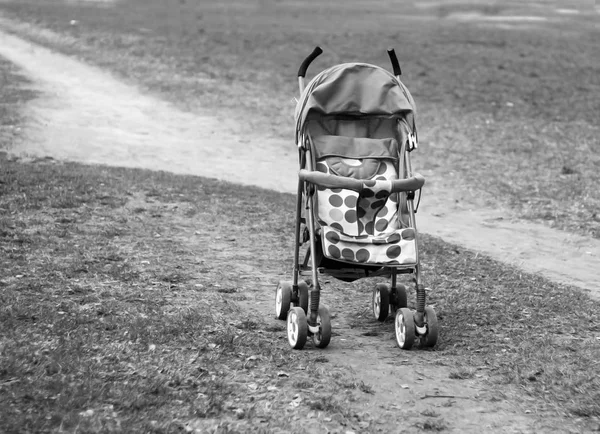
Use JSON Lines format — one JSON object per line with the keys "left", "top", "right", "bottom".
{"left": 307, "top": 117, "right": 400, "bottom": 140}
{"left": 310, "top": 129, "right": 405, "bottom": 237}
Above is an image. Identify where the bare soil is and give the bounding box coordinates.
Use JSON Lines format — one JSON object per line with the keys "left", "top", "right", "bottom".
{"left": 0, "top": 22, "right": 598, "bottom": 433}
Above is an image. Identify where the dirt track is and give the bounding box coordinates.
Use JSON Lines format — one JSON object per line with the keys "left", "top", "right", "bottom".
{"left": 0, "top": 23, "right": 597, "bottom": 432}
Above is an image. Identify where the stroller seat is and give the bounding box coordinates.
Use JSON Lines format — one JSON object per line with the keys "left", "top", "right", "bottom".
{"left": 312, "top": 134, "right": 417, "bottom": 266}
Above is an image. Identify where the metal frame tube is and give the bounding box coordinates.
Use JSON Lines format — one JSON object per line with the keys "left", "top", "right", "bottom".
{"left": 292, "top": 148, "right": 308, "bottom": 287}
{"left": 298, "top": 77, "right": 305, "bottom": 95}
{"left": 292, "top": 179, "right": 304, "bottom": 287}
{"left": 303, "top": 145, "right": 321, "bottom": 326}
{"left": 404, "top": 150, "right": 425, "bottom": 325}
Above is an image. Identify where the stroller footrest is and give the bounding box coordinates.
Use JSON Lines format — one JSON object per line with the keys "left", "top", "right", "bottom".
{"left": 301, "top": 266, "right": 391, "bottom": 283}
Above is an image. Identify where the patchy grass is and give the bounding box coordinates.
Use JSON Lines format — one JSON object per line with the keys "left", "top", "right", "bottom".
{"left": 0, "top": 155, "right": 382, "bottom": 433}
{"left": 418, "top": 240, "right": 600, "bottom": 419}
{"left": 0, "top": 65, "right": 373, "bottom": 429}
{"left": 0, "top": 152, "right": 598, "bottom": 431}
{"left": 0, "top": 0, "right": 599, "bottom": 237}
{"left": 338, "top": 232, "right": 600, "bottom": 422}
{"left": 449, "top": 367, "right": 476, "bottom": 380}
{"left": 1, "top": 2, "right": 600, "bottom": 432}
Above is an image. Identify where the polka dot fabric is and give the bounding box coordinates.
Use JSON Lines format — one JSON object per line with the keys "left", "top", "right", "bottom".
{"left": 315, "top": 154, "right": 417, "bottom": 266}
{"left": 323, "top": 226, "right": 417, "bottom": 265}
{"left": 316, "top": 160, "right": 360, "bottom": 235}
{"left": 316, "top": 159, "right": 400, "bottom": 236}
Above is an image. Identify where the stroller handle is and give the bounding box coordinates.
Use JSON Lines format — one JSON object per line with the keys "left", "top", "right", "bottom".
{"left": 298, "top": 46, "right": 323, "bottom": 78}
{"left": 299, "top": 170, "right": 424, "bottom": 193}
{"left": 387, "top": 48, "right": 402, "bottom": 76}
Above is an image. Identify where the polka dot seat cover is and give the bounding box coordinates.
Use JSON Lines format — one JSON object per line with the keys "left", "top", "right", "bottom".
{"left": 314, "top": 136, "right": 417, "bottom": 266}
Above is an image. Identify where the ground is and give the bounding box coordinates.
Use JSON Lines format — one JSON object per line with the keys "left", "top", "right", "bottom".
{"left": 1, "top": 1, "right": 600, "bottom": 433}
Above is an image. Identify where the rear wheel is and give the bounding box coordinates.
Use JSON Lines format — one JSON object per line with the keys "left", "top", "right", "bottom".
{"left": 394, "top": 284, "right": 408, "bottom": 309}
{"left": 297, "top": 281, "right": 310, "bottom": 314}
{"left": 372, "top": 283, "right": 390, "bottom": 321}
{"left": 275, "top": 281, "right": 292, "bottom": 320}
{"left": 420, "top": 306, "right": 439, "bottom": 348}
{"left": 313, "top": 306, "right": 332, "bottom": 349}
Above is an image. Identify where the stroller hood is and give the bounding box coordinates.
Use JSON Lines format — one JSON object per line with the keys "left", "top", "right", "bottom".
{"left": 295, "top": 62, "right": 417, "bottom": 144}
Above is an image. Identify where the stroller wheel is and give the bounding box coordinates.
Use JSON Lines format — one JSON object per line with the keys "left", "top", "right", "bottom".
{"left": 395, "top": 308, "right": 415, "bottom": 350}
{"left": 275, "top": 281, "right": 292, "bottom": 320}
{"left": 313, "top": 306, "right": 332, "bottom": 349}
{"left": 394, "top": 284, "right": 408, "bottom": 310}
{"left": 298, "top": 280, "right": 310, "bottom": 314}
{"left": 287, "top": 307, "right": 308, "bottom": 350}
{"left": 420, "top": 306, "right": 439, "bottom": 348}
{"left": 372, "top": 283, "right": 390, "bottom": 321}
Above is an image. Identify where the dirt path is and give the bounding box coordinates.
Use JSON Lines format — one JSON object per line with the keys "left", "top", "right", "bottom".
{"left": 1, "top": 23, "right": 597, "bottom": 432}
{"left": 207, "top": 237, "right": 548, "bottom": 433}
{"left": 0, "top": 28, "right": 295, "bottom": 193}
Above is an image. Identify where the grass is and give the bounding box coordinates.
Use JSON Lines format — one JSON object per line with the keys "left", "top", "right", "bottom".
{"left": 0, "top": 148, "right": 599, "bottom": 431}
{"left": 419, "top": 242, "right": 600, "bottom": 419}
{"left": 2, "top": 150, "right": 599, "bottom": 431}
{"left": 1, "top": 0, "right": 600, "bottom": 238}
{"left": 0, "top": 154, "right": 383, "bottom": 432}
{"left": 0, "top": 66, "right": 369, "bottom": 432}
{"left": 1, "top": 1, "right": 600, "bottom": 431}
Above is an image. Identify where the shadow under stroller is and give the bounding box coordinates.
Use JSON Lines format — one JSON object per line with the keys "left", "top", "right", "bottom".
{"left": 274, "top": 47, "right": 438, "bottom": 350}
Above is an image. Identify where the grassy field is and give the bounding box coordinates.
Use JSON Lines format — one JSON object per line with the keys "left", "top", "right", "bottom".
{"left": 1, "top": 60, "right": 600, "bottom": 431}
{"left": 0, "top": 0, "right": 599, "bottom": 238}
{"left": 1, "top": 0, "right": 600, "bottom": 432}
{"left": 2, "top": 137, "right": 600, "bottom": 432}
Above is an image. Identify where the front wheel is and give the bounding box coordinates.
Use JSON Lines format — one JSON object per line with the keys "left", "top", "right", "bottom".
{"left": 395, "top": 308, "right": 415, "bottom": 350}
{"left": 287, "top": 307, "right": 308, "bottom": 350}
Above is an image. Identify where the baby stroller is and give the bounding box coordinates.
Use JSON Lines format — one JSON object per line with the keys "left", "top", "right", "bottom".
{"left": 274, "top": 47, "right": 438, "bottom": 350}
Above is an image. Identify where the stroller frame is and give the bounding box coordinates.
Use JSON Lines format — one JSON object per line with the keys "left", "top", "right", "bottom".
{"left": 274, "top": 47, "right": 438, "bottom": 351}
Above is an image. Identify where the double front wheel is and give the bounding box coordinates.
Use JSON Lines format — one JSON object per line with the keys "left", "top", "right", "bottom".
{"left": 394, "top": 306, "right": 438, "bottom": 350}
{"left": 276, "top": 281, "right": 331, "bottom": 350}
{"left": 275, "top": 281, "right": 309, "bottom": 320}
{"left": 372, "top": 283, "right": 408, "bottom": 321}
{"left": 286, "top": 306, "right": 332, "bottom": 350}
{"left": 287, "top": 307, "right": 308, "bottom": 349}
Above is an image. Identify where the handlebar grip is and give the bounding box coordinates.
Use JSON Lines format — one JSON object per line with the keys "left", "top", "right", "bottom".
{"left": 298, "top": 46, "right": 323, "bottom": 78}
{"left": 387, "top": 48, "right": 402, "bottom": 76}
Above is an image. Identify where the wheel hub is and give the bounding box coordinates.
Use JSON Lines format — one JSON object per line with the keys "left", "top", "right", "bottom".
{"left": 373, "top": 291, "right": 381, "bottom": 316}
{"left": 275, "top": 287, "right": 282, "bottom": 314}
{"left": 313, "top": 314, "right": 322, "bottom": 342}
{"left": 396, "top": 313, "right": 406, "bottom": 346}
{"left": 287, "top": 311, "right": 298, "bottom": 343}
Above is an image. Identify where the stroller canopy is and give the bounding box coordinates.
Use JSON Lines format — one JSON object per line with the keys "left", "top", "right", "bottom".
{"left": 295, "top": 62, "right": 417, "bottom": 143}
